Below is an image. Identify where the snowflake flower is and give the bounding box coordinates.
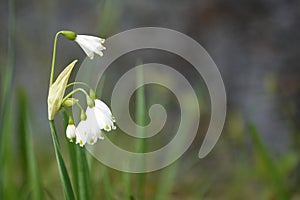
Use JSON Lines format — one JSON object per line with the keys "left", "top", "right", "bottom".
{"left": 75, "top": 35, "right": 106, "bottom": 59}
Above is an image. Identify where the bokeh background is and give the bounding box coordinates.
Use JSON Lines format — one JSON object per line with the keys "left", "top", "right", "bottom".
{"left": 1, "top": 0, "right": 300, "bottom": 199}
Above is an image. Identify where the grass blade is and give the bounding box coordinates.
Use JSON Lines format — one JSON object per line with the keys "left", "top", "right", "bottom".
{"left": 135, "top": 62, "right": 146, "bottom": 199}
{"left": 248, "top": 123, "right": 289, "bottom": 200}
{"left": 76, "top": 146, "right": 91, "bottom": 200}
{"left": 49, "top": 120, "right": 75, "bottom": 200}
{"left": 0, "top": 0, "right": 15, "bottom": 197}
{"left": 62, "top": 112, "right": 92, "bottom": 200}
{"left": 17, "top": 89, "right": 43, "bottom": 199}
{"left": 154, "top": 164, "right": 177, "bottom": 200}
{"left": 63, "top": 112, "right": 79, "bottom": 199}
{"left": 1, "top": 104, "right": 14, "bottom": 200}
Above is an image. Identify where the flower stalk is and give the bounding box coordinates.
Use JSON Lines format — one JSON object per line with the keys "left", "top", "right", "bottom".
{"left": 49, "top": 120, "right": 75, "bottom": 200}
{"left": 47, "top": 30, "right": 116, "bottom": 200}
{"left": 50, "top": 31, "right": 62, "bottom": 86}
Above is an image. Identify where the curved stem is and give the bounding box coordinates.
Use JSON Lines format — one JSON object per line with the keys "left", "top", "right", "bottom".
{"left": 66, "top": 82, "right": 92, "bottom": 89}
{"left": 62, "top": 107, "right": 74, "bottom": 124}
{"left": 49, "top": 31, "right": 63, "bottom": 86}
{"left": 75, "top": 101, "right": 84, "bottom": 111}
{"left": 62, "top": 88, "right": 89, "bottom": 104}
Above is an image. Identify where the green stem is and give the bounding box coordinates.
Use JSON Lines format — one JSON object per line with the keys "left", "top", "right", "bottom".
{"left": 49, "top": 120, "right": 75, "bottom": 200}
{"left": 62, "top": 88, "right": 89, "bottom": 104}
{"left": 135, "top": 61, "right": 146, "bottom": 199}
{"left": 76, "top": 147, "right": 91, "bottom": 200}
{"left": 75, "top": 101, "right": 84, "bottom": 111}
{"left": 66, "top": 82, "right": 92, "bottom": 89}
{"left": 49, "top": 31, "right": 63, "bottom": 86}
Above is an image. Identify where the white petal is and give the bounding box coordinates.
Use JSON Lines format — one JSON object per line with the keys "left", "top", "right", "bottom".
{"left": 75, "top": 37, "right": 94, "bottom": 59}
{"left": 75, "top": 35, "right": 106, "bottom": 59}
{"left": 76, "top": 120, "right": 92, "bottom": 146}
{"left": 94, "top": 107, "right": 114, "bottom": 131}
{"left": 66, "top": 124, "right": 77, "bottom": 140}
{"left": 78, "top": 35, "right": 105, "bottom": 43}
{"left": 95, "top": 99, "right": 112, "bottom": 116}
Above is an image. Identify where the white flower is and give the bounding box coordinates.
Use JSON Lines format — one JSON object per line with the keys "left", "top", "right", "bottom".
{"left": 75, "top": 99, "right": 116, "bottom": 147}
{"left": 75, "top": 106, "right": 104, "bottom": 147}
{"left": 75, "top": 35, "right": 106, "bottom": 59}
{"left": 94, "top": 99, "right": 116, "bottom": 131}
{"left": 66, "top": 124, "right": 77, "bottom": 141}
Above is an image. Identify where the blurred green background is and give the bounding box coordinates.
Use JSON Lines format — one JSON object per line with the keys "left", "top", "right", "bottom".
{"left": 1, "top": 0, "right": 300, "bottom": 199}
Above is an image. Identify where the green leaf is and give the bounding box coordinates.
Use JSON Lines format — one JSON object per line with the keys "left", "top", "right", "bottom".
{"left": 76, "top": 146, "right": 91, "bottom": 200}
{"left": 17, "top": 89, "right": 43, "bottom": 200}
{"left": 63, "top": 112, "right": 79, "bottom": 199}
{"left": 135, "top": 61, "right": 146, "bottom": 199}
{"left": 63, "top": 111, "right": 92, "bottom": 200}
{"left": 248, "top": 123, "right": 289, "bottom": 200}
{"left": 0, "top": 0, "right": 15, "bottom": 197}
{"left": 49, "top": 120, "right": 75, "bottom": 200}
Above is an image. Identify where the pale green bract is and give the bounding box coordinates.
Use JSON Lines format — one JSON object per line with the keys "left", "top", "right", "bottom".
{"left": 47, "top": 60, "right": 78, "bottom": 120}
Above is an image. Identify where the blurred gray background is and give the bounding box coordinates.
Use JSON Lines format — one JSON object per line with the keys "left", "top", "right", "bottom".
{"left": 1, "top": 0, "right": 300, "bottom": 154}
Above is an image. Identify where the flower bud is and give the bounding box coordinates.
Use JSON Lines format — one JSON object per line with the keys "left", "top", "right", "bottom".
{"left": 48, "top": 60, "right": 78, "bottom": 120}
{"left": 62, "top": 98, "right": 78, "bottom": 107}
{"left": 66, "top": 124, "right": 77, "bottom": 141}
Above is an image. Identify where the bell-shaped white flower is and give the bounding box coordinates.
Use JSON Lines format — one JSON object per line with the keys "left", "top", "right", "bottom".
{"left": 94, "top": 99, "right": 116, "bottom": 131}
{"left": 75, "top": 106, "right": 105, "bottom": 147}
{"left": 66, "top": 124, "right": 77, "bottom": 141}
{"left": 75, "top": 35, "right": 106, "bottom": 59}
{"left": 75, "top": 99, "right": 116, "bottom": 147}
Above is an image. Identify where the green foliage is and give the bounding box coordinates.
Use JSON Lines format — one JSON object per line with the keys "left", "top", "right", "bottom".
{"left": 17, "top": 89, "right": 43, "bottom": 200}
{"left": 49, "top": 121, "right": 75, "bottom": 200}
{"left": 248, "top": 123, "right": 289, "bottom": 200}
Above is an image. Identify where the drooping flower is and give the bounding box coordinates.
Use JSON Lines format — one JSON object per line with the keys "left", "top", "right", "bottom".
{"left": 76, "top": 106, "right": 104, "bottom": 147}
{"left": 61, "top": 31, "right": 106, "bottom": 59}
{"left": 94, "top": 99, "right": 116, "bottom": 131}
{"left": 66, "top": 124, "right": 77, "bottom": 141}
{"left": 75, "top": 99, "right": 116, "bottom": 147}
{"left": 75, "top": 35, "right": 106, "bottom": 59}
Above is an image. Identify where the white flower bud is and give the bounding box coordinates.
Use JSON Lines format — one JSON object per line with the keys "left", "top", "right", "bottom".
{"left": 66, "top": 124, "right": 77, "bottom": 141}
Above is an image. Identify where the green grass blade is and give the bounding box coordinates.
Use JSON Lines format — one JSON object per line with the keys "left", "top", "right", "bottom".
{"left": 154, "top": 164, "right": 177, "bottom": 200}
{"left": 248, "top": 123, "right": 289, "bottom": 200}
{"left": 122, "top": 171, "right": 132, "bottom": 200}
{"left": 101, "top": 166, "right": 113, "bottom": 200}
{"left": 135, "top": 62, "right": 146, "bottom": 199}
{"left": 62, "top": 112, "right": 92, "bottom": 200}
{"left": 63, "top": 112, "right": 79, "bottom": 199}
{"left": 49, "top": 120, "right": 75, "bottom": 200}
{"left": 17, "top": 89, "right": 43, "bottom": 199}
{"left": 1, "top": 104, "right": 15, "bottom": 200}
{"left": 0, "top": 0, "right": 15, "bottom": 197}
{"left": 76, "top": 146, "right": 91, "bottom": 200}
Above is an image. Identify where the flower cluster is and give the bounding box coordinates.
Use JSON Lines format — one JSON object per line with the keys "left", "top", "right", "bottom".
{"left": 47, "top": 30, "right": 116, "bottom": 147}
{"left": 67, "top": 99, "right": 116, "bottom": 147}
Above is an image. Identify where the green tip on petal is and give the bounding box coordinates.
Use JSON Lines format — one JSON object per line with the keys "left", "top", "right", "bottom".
{"left": 80, "top": 110, "right": 87, "bottom": 121}
{"left": 61, "top": 30, "right": 77, "bottom": 40}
